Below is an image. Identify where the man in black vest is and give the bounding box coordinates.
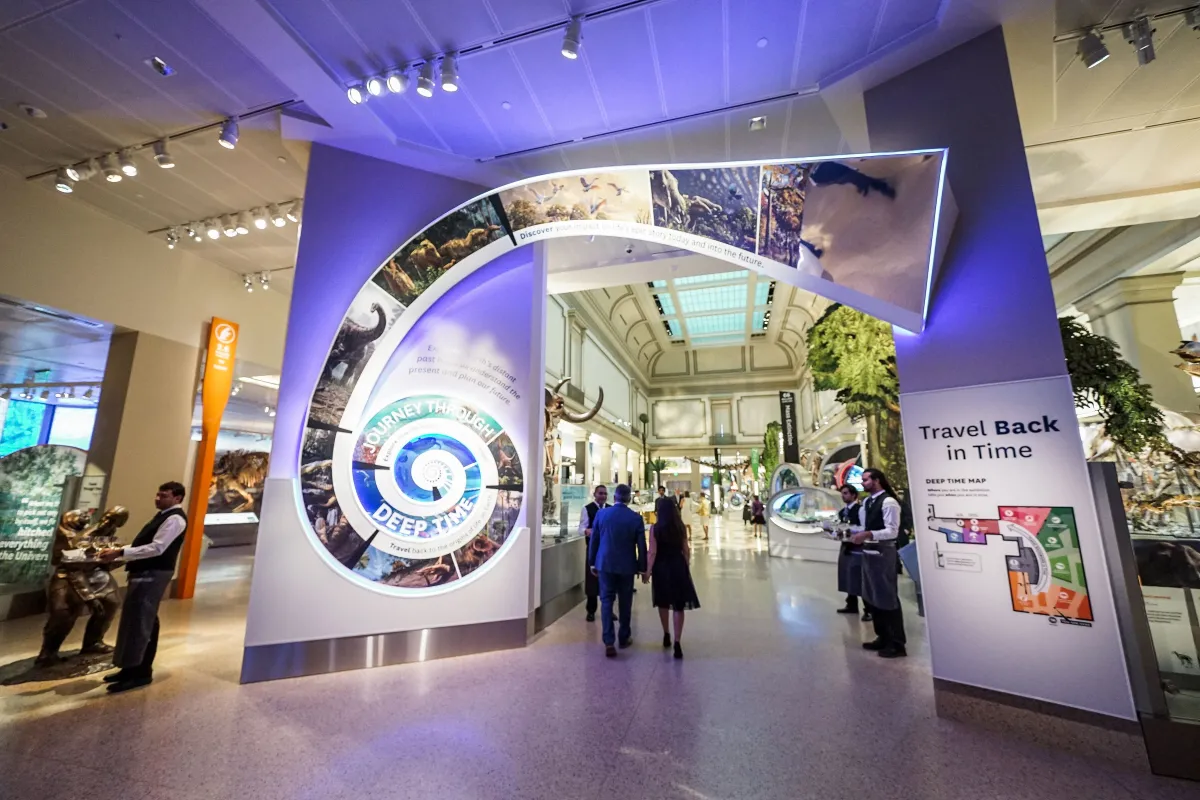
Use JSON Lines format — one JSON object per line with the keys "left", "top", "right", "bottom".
{"left": 849, "top": 469, "right": 907, "bottom": 658}
{"left": 98, "top": 481, "right": 188, "bottom": 693}
{"left": 577, "top": 484, "right": 609, "bottom": 621}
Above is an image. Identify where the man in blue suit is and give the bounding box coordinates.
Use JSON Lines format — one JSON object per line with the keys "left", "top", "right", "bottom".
{"left": 588, "top": 484, "right": 647, "bottom": 657}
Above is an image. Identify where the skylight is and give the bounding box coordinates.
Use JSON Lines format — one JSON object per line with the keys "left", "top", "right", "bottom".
{"left": 673, "top": 271, "right": 744, "bottom": 286}
{"left": 686, "top": 313, "right": 744, "bottom": 337}
{"left": 663, "top": 319, "right": 683, "bottom": 338}
{"left": 677, "top": 284, "right": 748, "bottom": 314}
{"left": 656, "top": 293, "right": 676, "bottom": 316}
{"left": 754, "top": 282, "right": 770, "bottom": 306}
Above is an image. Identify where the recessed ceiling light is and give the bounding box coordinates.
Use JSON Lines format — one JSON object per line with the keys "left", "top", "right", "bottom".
{"left": 19, "top": 103, "right": 47, "bottom": 119}
{"left": 145, "top": 56, "right": 176, "bottom": 77}
{"left": 749, "top": 116, "right": 767, "bottom": 131}
{"left": 756, "top": 37, "right": 769, "bottom": 48}
{"left": 501, "top": 101, "right": 512, "bottom": 110}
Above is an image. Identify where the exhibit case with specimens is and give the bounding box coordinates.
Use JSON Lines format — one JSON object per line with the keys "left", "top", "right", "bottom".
{"left": 765, "top": 464, "right": 842, "bottom": 562}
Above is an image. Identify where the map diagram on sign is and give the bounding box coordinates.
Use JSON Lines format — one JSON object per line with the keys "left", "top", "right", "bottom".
{"left": 927, "top": 505, "right": 1092, "bottom": 623}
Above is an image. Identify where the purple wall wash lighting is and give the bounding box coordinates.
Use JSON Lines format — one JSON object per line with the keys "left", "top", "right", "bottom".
{"left": 270, "top": 144, "right": 485, "bottom": 479}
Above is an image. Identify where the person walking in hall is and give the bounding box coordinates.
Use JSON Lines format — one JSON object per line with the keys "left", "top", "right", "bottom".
{"left": 742, "top": 495, "right": 752, "bottom": 529}
{"left": 588, "top": 484, "right": 647, "bottom": 658}
{"left": 647, "top": 497, "right": 701, "bottom": 659}
{"left": 750, "top": 494, "right": 766, "bottom": 538}
{"left": 849, "top": 468, "right": 907, "bottom": 658}
{"left": 697, "top": 491, "right": 711, "bottom": 540}
{"left": 577, "top": 484, "right": 610, "bottom": 622}
{"left": 679, "top": 490, "right": 694, "bottom": 538}
{"left": 833, "top": 484, "right": 871, "bottom": 622}
{"left": 98, "top": 481, "right": 188, "bottom": 693}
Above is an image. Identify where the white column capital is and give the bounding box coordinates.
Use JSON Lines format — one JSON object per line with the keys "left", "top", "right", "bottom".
{"left": 1075, "top": 273, "right": 1183, "bottom": 319}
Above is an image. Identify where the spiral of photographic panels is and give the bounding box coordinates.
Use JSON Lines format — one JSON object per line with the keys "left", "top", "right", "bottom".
{"left": 301, "top": 390, "right": 524, "bottom": 594}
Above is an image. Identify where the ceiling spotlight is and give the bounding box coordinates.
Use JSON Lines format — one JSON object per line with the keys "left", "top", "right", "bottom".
{"left": 100, "top": 154, "right": 122, "bottom": 182}
{"left": 244, "top": 275, "right": 254, "bottom": 292}
{"left": 79, "top": 159, "right": 99, "bottom": 181}
{"left": 441, "top": 53, "right": 459, "bottom": 92}
{"left": 1123, "top": 17, "right": 1156, "bottom": 66}
{"left": 218, "top": 116, "right": 239, "bottom": 149}
{"left": 253, "top": 207, "right": 268, "bottom": 230}
{"left": 118, "top": 149, "right": 137, "bottom": 177}
{"left": 347, "top": 84, "right": 367, "bottom": 104}
{"left": 1186, "top": 9, "right": 1200, "bottom": 31}
{"left": 269, "top": 204, "right": 287, "bottom": 227}
{"left": 54, "top": 168, "right": 75, "bottom": 193}
{"left": 259, "top": 271, "right": 271, "bottom": 291}
{"left": 235, "top": 213, "right": 250, "bottom": 235}
{"left": 0, "top": 388, "right": 8, "bottom": 400}
{"left": 386, "top": 70, "right": 409, "bottom": 94}
{"left": 166, "top": 228, "right": 179, "bottom": 249}
{"left": 417, "top": 61, "right": 436, "bottom": 97}
{"left": 184, "top": 222, "right": 199, "bottom": 239}
{"left": 206, "top": 219, "right": 221, "bottom": 240}
{"left": 286, "top": 200, "right": 302, "bottom": 223}
{"left": 366, "top": 76, "right": 385, "bottom": 96}
{"left": 40, "top": 389, "right": 50, "bottom": 400}
{"left": 153, "top": 138, "right": 174, "bottom": 168}
{"left": 562, "top": 16, "right": 583, "bottom": 59}
{"left": 64, "top": 163, "right": 81, "bottom": 181}
{"left": 223, "top": 216, "right": 238, "bottom": 237}
{"left": 1077, "top": 30, "right": 1109, "bottom": 69}
{"left": 749, "top": 115, "right": 767, "bottom": 131}
{"left": 83, "top": 388, "right": 94, "bottom": 400}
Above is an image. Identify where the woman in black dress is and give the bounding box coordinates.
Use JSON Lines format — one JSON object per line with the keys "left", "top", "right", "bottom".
{"left": 647, "top": 497, "right": 701, "bottom": 659}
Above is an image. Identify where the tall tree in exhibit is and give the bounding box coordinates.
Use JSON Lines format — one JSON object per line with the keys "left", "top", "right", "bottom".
{"left": 762, "top": 421, "right": 782, "bottom": 478}
{"left": 806, "top": 304, "right": 907, "bottom": 490}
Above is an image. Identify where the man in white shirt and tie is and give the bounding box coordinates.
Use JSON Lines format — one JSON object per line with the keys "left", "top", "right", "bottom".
{"left": 578, "top": 485, "right": 609, "bottom": 621}
{"left": 99, "top": 481, "right": 188, "bottom": 692}
{"left": 848, "top": 468, "right": 907, "bottom": 658}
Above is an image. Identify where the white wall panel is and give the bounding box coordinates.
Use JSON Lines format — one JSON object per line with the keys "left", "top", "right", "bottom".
{"left": 546, "top": 296, "right": 566, "bottom": 379}
{"left": 737, "top": 394, "right": 780, "bottom": 437}
{"left": 653, "top": 399, "right": 706, "bottom": 439}
{"left": 583, "top": 337, "right": 631, "bottom": 419}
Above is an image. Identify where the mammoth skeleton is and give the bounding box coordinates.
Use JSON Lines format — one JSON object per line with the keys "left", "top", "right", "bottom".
{"left": 544, "top": 377, "right": 604, "bottom": 475}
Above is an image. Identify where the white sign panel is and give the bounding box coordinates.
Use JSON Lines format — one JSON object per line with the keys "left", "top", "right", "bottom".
{"left": 900, "top": 375, "right": 1135, "bottom": 720}
{"left": 1141, "top": 587, "right": 1200, "bottom": 677}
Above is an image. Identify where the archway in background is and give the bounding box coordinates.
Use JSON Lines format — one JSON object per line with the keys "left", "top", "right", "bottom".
{"left": 295, "top": 152, "right": 952, "bottom": 596}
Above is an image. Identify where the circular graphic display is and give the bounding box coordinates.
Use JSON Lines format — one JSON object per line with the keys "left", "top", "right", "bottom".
{"left": 302, "top": 392, "right": 523, "bottom": 594}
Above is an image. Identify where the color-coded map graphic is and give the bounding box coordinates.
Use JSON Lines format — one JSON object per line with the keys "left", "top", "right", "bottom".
{"left": 927, "top": 505, "right": 1092, "bottom": 622}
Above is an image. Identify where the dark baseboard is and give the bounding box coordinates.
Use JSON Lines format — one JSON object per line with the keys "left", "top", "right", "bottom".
{"left": 240, "top": 617, "right": 528, "bottom": 683}
{"left": 533, "top": 584, "right": 584, "bottom": 633}
{"left": 0, "top": 589, "right": 46, "bottom": 621}
{"left": 1141, "top": 714, "right": 1200, "bottom": 781}
{"left": 933, "top": 678, "right": 1150, "bottom": 772}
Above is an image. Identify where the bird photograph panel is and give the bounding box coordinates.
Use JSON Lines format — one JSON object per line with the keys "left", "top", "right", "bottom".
{"left": 499, "top": 170, "right": 653, "bottom": 230}
{"left": 650, "top": 166, "right": 761, "bottom": 253}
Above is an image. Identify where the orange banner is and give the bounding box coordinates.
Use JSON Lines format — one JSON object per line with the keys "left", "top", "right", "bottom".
{"left": 175, "top": 317, "right": 238, "bottom": 599}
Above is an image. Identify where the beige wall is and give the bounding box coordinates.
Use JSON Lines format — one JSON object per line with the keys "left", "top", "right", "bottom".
{"left": 0, "top": 171, "right": 289, "bottom": 369}
{"left": 90, "top": 331, "right": 198, "bottom": 527}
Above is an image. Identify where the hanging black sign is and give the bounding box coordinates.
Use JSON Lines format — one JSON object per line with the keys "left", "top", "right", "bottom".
{"left": 779, "top": 391, "right": 801, "bottom": 464}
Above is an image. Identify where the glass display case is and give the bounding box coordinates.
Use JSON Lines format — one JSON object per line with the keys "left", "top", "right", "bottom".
{"left": 765, "top": 464, "right": 843, "bottom": 562}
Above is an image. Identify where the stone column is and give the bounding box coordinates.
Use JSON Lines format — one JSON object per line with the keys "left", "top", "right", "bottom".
{"left": 89, "top": 331, "right": 198, "bottom": 533}
{"left": 1076, "top": 274, "right": 1195, "bottom": 413}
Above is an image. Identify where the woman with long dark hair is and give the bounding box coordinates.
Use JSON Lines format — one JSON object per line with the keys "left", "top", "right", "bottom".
{"left": 647, "top": 496, "right": 701, "bottom": 659}
{"left": 750, "top": 494, "right": 766, "bottom": 538}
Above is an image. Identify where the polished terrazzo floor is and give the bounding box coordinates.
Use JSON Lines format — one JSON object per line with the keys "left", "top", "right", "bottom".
{"left": 1, "top": 516, "right": 1197, "bottom": 800}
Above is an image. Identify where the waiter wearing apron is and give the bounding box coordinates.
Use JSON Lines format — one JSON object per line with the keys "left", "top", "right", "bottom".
{"left": 834, "top": 484, "right": 870, "bottom": 622}
{"left": 849, "top": 468, "right": 907, "bottom": 658}
{"left": 578, "top": 485, "right": 610, "bottom": 622}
